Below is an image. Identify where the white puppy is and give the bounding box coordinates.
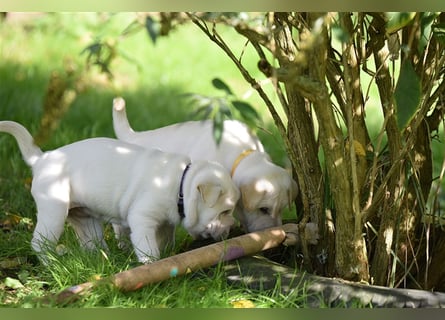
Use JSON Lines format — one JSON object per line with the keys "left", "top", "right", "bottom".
{"left": 112, "top": 97, "right": 298, "bottom": 232}
{"left": 0, "top": 121, "right": 239, "bottom": 264}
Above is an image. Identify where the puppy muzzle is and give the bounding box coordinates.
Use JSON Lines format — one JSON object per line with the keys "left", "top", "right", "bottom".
{"left": 200, "top": 221, "right": 232, "bottom": 241}
{"left": 242, "top": 213, "right": 282, "bottom": 233}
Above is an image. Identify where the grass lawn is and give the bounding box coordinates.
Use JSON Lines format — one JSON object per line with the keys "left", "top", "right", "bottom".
{"left": 0, "top": 13, "right": 304, "bottom": 308}
{"left": 2, "top": 12, "right": 445, "bottom": 309}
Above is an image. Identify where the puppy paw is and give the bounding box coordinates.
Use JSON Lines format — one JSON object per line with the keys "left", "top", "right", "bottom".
{"left": 55, "top": 244, "right": 69, "bottom": 256}
{"left": 139, "top": 256, "right": 157, "bottom": 264}
{"left": 117, "top": 240, "right": 131, "bottom": 251}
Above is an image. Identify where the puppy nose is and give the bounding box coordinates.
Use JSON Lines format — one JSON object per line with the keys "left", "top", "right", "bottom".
{"left": 213, "top": 227, "right": 230, "bottom": 240}
{"left": 199, "top": 232, "right": 211, "bottom": 239}
{"left": 220, "top": 228, "right": 230, "bottom": 239}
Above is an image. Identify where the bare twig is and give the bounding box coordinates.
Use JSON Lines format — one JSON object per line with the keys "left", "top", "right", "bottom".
{"left": 186, "top": 13, "right": 298, "bottom": 165}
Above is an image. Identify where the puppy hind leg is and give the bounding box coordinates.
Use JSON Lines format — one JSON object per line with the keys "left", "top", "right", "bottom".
{"left": 67, "top": 208, "right": 108, "bottom": 251}
{"left": 112, "top": 223, "right": 131, "bottom": 250}
{"left": 31, "top": 198, "right": 70, "bottom": 264}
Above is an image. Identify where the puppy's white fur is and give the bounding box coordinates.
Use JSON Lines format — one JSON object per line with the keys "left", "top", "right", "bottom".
{"left": 112, "top": 97, "right": 298, "bottom": 232}
{"left": 0, "top": 121, "right": 239, "bottom": 263}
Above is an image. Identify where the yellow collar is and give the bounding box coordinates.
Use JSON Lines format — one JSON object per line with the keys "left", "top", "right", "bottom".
{"left": 231, "top": 150, "right": 255, "bottom": 177}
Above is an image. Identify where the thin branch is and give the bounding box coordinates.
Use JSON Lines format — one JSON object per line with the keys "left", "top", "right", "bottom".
{"left": 187, "top": 13, "right": 294, "bottom": 159}
{"left": 340, "top": 12, "right": 362, "bottom": 236}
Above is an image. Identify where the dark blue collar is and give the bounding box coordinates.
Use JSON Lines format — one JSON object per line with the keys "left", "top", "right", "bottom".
{"left": 177, "top": 163, "right": 191, "bottom": 219}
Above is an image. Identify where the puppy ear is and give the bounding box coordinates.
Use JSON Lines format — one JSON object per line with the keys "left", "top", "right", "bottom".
{"left": 198, "top": 184, "right": 222, "bottom": 208}
{"left": 240, "top": 182, "right": 265, "bottom": 212}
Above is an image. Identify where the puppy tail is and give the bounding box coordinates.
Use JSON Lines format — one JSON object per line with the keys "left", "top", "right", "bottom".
{"left": 112, "top": 97, "right": 135, "bottom": 141}
{"left": 0, "top": 121, "right": 43, "bottom": 166}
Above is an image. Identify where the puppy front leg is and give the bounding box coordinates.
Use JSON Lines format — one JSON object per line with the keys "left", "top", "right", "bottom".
{"left": 156, "top": 221, "right": 175, "bottom": 253}
{"left": 128, "top": 215, "right": 161, "bottom": 264}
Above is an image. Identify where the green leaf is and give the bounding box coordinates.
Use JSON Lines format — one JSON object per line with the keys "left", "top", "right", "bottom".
{"left": 418, "top": 13, "right": 438, "bottom": 54}
{"left": 212, "top": 78, "right": 233, "bottom": 96}
{"left": 4, "top": 277, "right": 24, "bottom": 289}
{"left": 232, "top": 100, "right": 260, "bottom": 124}
{"left": 184, "top": 93, "right": 212, "bottom": 107}
{"left": 121, "top": 19, "right": 143, "bottom": 37}
{"left": 386, "top": 12, "right": 416, "bottom": 34}
{"left": 212, "top": 111, "right": 224, "bottom": 145}
{"left": 145, "top": 16, "right": 160, "bottom": 44}
{"left": 331, "top": 24, "right": 350, "bottom": 44}
{"left": 394, "top": 61, "right": 421, "bottom": 131}
{"left": 81, "top": 41, "right": 102, "bottom": 56}
{"left": 216, "top": 98, "right": 232, "bottom": 116}
{"left": 190, "top": 106, "right": 213, "bottom": 120}
{"left": 219, "top": 101, "right": 233, "bottom": 118}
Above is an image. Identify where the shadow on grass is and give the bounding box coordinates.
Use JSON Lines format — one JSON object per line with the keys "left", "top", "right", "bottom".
{"left": 225, "top": 255, "right": 445, "bottom": 308}
{"left": 0, "top": 60, "right": 192, "bottom": 143}
{"left": 0, "top": 60, "right": 191, "bottom": 225}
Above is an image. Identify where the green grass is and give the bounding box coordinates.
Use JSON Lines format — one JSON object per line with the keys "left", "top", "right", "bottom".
{"left": 0, "top": 13, "right": 300, "bottom": 308}
{"left": 3, "top": 12, "right": 443, "bottom": 309}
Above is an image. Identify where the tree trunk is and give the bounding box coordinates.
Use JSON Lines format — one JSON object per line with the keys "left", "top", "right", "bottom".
{"left": 395, "top": 120, "right": 432, "bottom": 288}
{"left": 188, "top": 11, "right": 445, "bottom": 288}
{"left": 271, "top": 13, "right": 330, "bottom": 274}
{"left": 366, "top": 14, "right": 403, "bottom": 286}
{"left": 306, "top": 13, "right": 368, "bottom": 281}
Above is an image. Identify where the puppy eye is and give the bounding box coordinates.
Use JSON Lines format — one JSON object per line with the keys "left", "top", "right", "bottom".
{"left": 259, "top": 207, "right": 270, "bottom": 215}
{"left": 220, "top": 210, "right": 231, "bottom": 216}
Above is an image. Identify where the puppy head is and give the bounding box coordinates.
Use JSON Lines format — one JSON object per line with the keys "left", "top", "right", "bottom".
{"left": 237, "top": 167, "right": 298, "bottom": 233}
{"left": 182, "top": 162, "right": 240, "bottom": 240}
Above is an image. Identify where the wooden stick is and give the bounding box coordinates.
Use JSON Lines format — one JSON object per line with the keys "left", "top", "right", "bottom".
{"left": 44, "top": 223, "right": 300, "bottom": 304}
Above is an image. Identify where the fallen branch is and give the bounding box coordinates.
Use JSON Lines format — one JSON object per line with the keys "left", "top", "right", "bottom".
{"left": 42, "top": 223, "right": 307, "bottom": 305}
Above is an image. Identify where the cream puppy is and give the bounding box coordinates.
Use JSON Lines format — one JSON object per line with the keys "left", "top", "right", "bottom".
{"left": 0, "top": 121, "right": 239, "bottom": 264}
{"left": 112, "top": 97, "right": 298, "bottom": 233}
